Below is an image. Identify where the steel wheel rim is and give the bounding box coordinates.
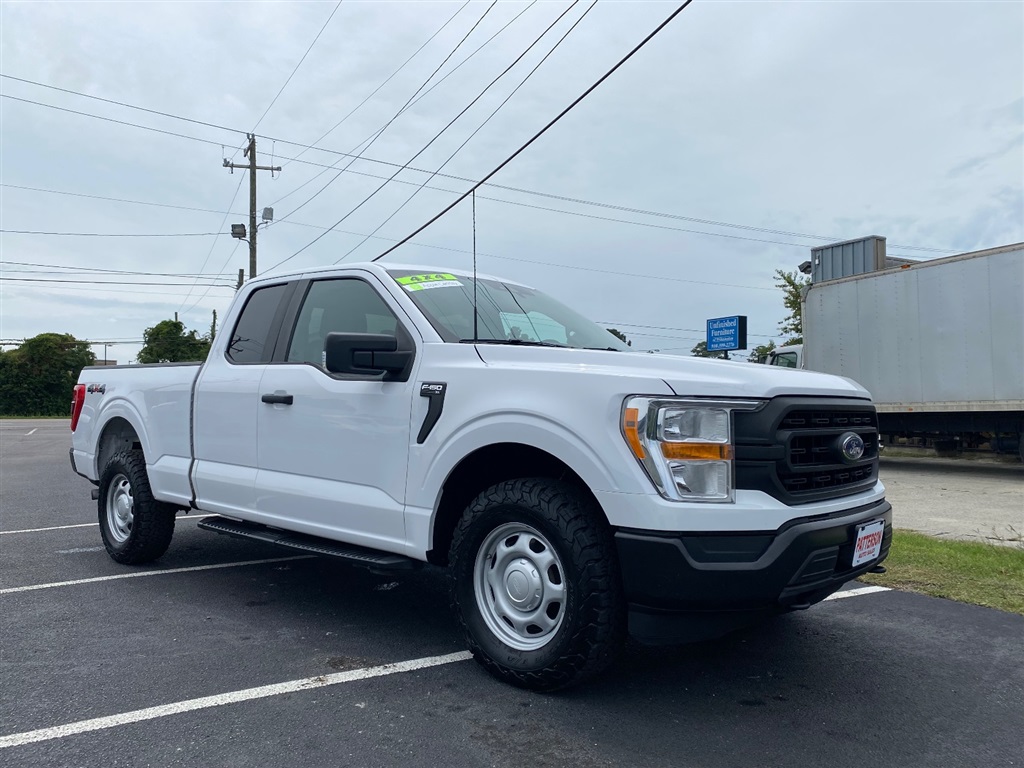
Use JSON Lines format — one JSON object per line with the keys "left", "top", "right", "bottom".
{"left": 473, "top": 522, "right": 567, "bottom": 651}
{"left": 106, "top": 473, "right": 134, "bottom": 543}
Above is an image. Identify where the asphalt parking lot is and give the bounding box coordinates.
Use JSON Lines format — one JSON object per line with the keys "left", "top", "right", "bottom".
{"left": 2, "top": 419, "right": 1022, "bottom": 767}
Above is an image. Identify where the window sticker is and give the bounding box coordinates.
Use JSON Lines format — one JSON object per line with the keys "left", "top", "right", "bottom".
{"left": 395, "top": 273, "right": 463, "bottom": 292}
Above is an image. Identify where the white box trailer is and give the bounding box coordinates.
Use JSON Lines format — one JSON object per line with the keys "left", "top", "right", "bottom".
{"left": 799, "top": 241, "right": 1024, "bottom": 457}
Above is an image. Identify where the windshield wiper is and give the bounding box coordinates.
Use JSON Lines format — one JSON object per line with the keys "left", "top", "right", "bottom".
{"left": 459, "top": 338, "right": 567, "bottom": 348}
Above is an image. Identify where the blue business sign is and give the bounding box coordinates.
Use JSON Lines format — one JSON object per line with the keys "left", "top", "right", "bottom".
{"left": 706, "top": 315, "right": 748, "bottom": 352}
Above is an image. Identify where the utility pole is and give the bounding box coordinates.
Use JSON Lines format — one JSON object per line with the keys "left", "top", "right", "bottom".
{"left": 224, "top": 134, "right": 280, "bottom": 280}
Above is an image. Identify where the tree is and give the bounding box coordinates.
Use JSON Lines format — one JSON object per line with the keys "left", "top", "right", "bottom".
{"left": 606, "top": 328, "right": 632, "bottom": 347}
{"left": 748, "top": 340, "right": 776, "bottom": 363}
{"left": 0, "top": 333, "right": 95, "bottom": 416}
{"left": 138, "top": 320, "right": 211, "bottom": 364}
{"left": 774, "top": 269, "right": 810, "bottom": 345}
{"left": 690, "top": 340, "right": 724, "bottom": 359}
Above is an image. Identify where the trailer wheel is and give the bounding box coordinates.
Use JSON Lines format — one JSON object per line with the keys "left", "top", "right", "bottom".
{"left": 448, "top": 478, "right": 626, "bottom": 691}
{"left": 98, "top": 449, "right": 176, "bottom": 564}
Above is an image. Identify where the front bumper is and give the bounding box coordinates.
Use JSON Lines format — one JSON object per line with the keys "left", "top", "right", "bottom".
{"left": 615, "top": 499, "right": 892, "bottom": 643}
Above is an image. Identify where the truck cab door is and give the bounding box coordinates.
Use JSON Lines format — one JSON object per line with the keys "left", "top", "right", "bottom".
{"left": 254, "top": 275, "right": 418, "bottom": 552}
{"left": 193, "top": 281, "right": 294, "bottom": 517}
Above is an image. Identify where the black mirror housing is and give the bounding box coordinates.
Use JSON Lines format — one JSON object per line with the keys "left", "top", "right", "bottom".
{"left": 324, "top": 333, "right": 412, "bottom": 380}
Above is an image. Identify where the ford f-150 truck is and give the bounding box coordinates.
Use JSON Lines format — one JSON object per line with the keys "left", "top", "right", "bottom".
{"left": 70, "top": 263, "right": 891, "bottom": 690}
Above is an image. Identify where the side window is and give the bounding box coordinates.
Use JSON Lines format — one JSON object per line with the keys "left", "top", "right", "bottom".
{"left": 772, "top": 352, "right": 798, "bottom": 368}
{"left": 287, "top": 279, "right": 399, "bottom": 366}
{"left": 227, "top": 283, "right": 288, "bottom": 363}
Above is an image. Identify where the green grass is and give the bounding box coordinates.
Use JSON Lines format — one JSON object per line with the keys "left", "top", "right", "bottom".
{"left": 860, "top": 529, "right": 1024, "bottom": 615}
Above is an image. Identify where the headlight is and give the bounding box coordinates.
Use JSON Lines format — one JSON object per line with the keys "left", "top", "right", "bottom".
{"left": 621, "top": 397, "right": 763, "bottom": 503}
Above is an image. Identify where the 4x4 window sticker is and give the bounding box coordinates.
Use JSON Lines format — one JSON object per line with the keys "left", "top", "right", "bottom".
{"left": 395, "top": 273, "right": 464, "bottom": 291}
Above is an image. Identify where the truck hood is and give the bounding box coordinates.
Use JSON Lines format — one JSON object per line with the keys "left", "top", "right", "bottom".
{"left": 473, "top": 345, "right": 870, "bottom": 400}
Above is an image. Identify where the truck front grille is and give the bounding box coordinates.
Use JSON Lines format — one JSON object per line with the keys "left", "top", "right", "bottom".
{"left": 734, "top": 398, "right": 879, "bottom": 505}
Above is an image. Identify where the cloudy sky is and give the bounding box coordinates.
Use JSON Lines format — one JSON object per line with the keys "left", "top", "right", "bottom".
{"left": 1, "top": 0, "right": 1021, "bottom": 363}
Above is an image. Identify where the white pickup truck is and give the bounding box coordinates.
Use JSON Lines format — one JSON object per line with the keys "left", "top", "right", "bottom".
{"left": 70, "top": 263, "right": 891, "bottom": 690}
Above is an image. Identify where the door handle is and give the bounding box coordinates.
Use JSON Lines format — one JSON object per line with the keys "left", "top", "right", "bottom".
{"left": 261, "top": 393, "right": 294, "bottom": 405}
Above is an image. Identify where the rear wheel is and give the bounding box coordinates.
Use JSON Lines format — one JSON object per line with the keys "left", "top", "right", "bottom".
{"left": 98, "top": 449, "right": 176, "bottom": 564}
{"left": 449, "top": 478, "right": 626, "bottom": 691}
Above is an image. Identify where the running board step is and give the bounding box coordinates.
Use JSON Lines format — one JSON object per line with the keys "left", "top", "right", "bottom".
{"left": 197, "top": 516, "right": 420, "bottom": 571}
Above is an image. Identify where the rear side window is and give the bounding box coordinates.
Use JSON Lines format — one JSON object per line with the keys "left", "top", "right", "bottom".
{"left": 227, "top": 283, "right": 288, "bottom": 363}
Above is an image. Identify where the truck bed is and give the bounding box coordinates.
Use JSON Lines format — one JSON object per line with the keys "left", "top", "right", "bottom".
{"left": 71, "top": 362, "right": 202, "bottom": 508}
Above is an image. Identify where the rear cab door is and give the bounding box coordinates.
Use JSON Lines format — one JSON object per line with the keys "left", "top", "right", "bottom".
{"left": 192, "top": 279, "right": 296, "bottom": 517}
{"left": 253, "top": 270, "right": 421, "bottom": 552}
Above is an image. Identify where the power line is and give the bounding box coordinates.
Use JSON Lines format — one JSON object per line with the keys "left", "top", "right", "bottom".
{"left": 0, "top": 277, "right": 234, "bottom": 286}
{"left": 278, "top": 0, "right": 471, "bottom": 172}
{"left": 269, "top": 0, "right": 532, "bottom": 207}
{"left": 274, "top": 0, "right": 499, "bottom": 229}
{"left": 0, "top": 75, "right": 244, "bottom": 139}
{"left": 250, "top": 0, "right": 343, "bottom": 132}
{"left": 0, "top": 283, "right": 229, "bottom": 299}
{"left": 263, "top": 155, "right": 944, "bottom": 258}
{"left": 0, "top": 183, "right": 242, "bottom": 217}
{"left": 177, "top": 173, "right": 247, "bottom": 313}
{"left": 180, "top": 240, "right": 245, "bottom": 317}
{"left": 370, "top": 1, "right": 694, "bottom": 263}
{"left": 0, "top": 94, "right": 232, "bottom": 148}
{"left": 0, "top": 229, "right": 226, "bottom": 237}
{"left": 1, "top": 81, "right": 954, "bottom": 256}
{"left": 273, "top": 0, "right": 586, "bottom": 270}
{"left": 0, "top": 260, "right": 234, "bottom": 278}
{"left": 486, "top": 253, "right": 776, "bottom": 292}
{"left": 336, "top": 0, "right": 596, "bottom": 264}
{"left": 0, "top": 185, "right": 936, "bottom": 294}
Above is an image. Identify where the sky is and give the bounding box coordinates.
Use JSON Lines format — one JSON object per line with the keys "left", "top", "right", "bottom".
{"left": 1, "top": 0, "right": 1021, "bottom": 364}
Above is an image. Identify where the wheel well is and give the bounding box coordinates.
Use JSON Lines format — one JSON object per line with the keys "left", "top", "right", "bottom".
{"left": 96, "top": 418, "right": 143, "bottom": 476}
{"left": 427, "top": 443, "right": 604, "bottom": 566}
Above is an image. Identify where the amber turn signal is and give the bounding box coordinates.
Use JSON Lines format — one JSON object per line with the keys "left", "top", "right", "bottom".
{"left": 660, "top": 442, "right": 733, "bottom": 461}
{"left": 622, "top": 407, "right": 646, "bottom": 459}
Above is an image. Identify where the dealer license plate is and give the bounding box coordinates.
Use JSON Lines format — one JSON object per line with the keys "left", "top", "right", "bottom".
{"left": 851, "top": 520, "right": 884, "bottom": 569}
{"left": 852, "top": 519, "right": 885, "bottom": 567}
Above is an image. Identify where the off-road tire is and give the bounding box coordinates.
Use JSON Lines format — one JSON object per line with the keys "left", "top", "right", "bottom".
{"left": 449, "top": 478, "right": 626, "bottom": 691}
{"left": 98, "top": 449, "right": 176, "bottom": 564}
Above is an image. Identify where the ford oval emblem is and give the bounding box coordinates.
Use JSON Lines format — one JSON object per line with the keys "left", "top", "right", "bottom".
{"left": 839, "top": 432, "right": 866, "bottom": 463}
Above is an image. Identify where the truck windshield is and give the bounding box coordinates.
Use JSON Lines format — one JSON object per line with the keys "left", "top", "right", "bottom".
{"left": 387, "top": 270, "right": 630, "bottom": 351}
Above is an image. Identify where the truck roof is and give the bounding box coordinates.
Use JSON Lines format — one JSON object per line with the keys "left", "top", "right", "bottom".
{"left": 251, "top": 262, "right": 527, "bottom": 289}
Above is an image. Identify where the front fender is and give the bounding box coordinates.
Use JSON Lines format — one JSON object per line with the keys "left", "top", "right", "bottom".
{"left": 407, "top": 410, "right": 646, "bottom": 513}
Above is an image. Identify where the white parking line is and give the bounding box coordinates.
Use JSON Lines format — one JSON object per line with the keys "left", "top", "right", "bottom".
{"left": 823, "top": 585, "right": 890, "bottom": 601}
{"left": 1, "top": 514, "right": 214, "bottom": 536}
{"left": 0, "top": 523, "right": 98, "bottom": 535}
{"left": 0, "top": 650, "right": 473, "bottom": 749}
{"left": 0, "top": 555, "right": 314, "bottom": 595}
{"left": 25, "top": 428, "right": 37, "bottom": 436}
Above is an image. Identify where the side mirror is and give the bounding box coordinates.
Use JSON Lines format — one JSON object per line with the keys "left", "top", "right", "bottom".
{"left": 324, "top": 332, "right": 412, "bottom": 380}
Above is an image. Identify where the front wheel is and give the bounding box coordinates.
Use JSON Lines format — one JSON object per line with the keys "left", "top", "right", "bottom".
{"left": 98, "top": 449, "right": 176, "bottom": 564}
{"left": 449, "top": 478, "right": 626, "bottom": 691}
